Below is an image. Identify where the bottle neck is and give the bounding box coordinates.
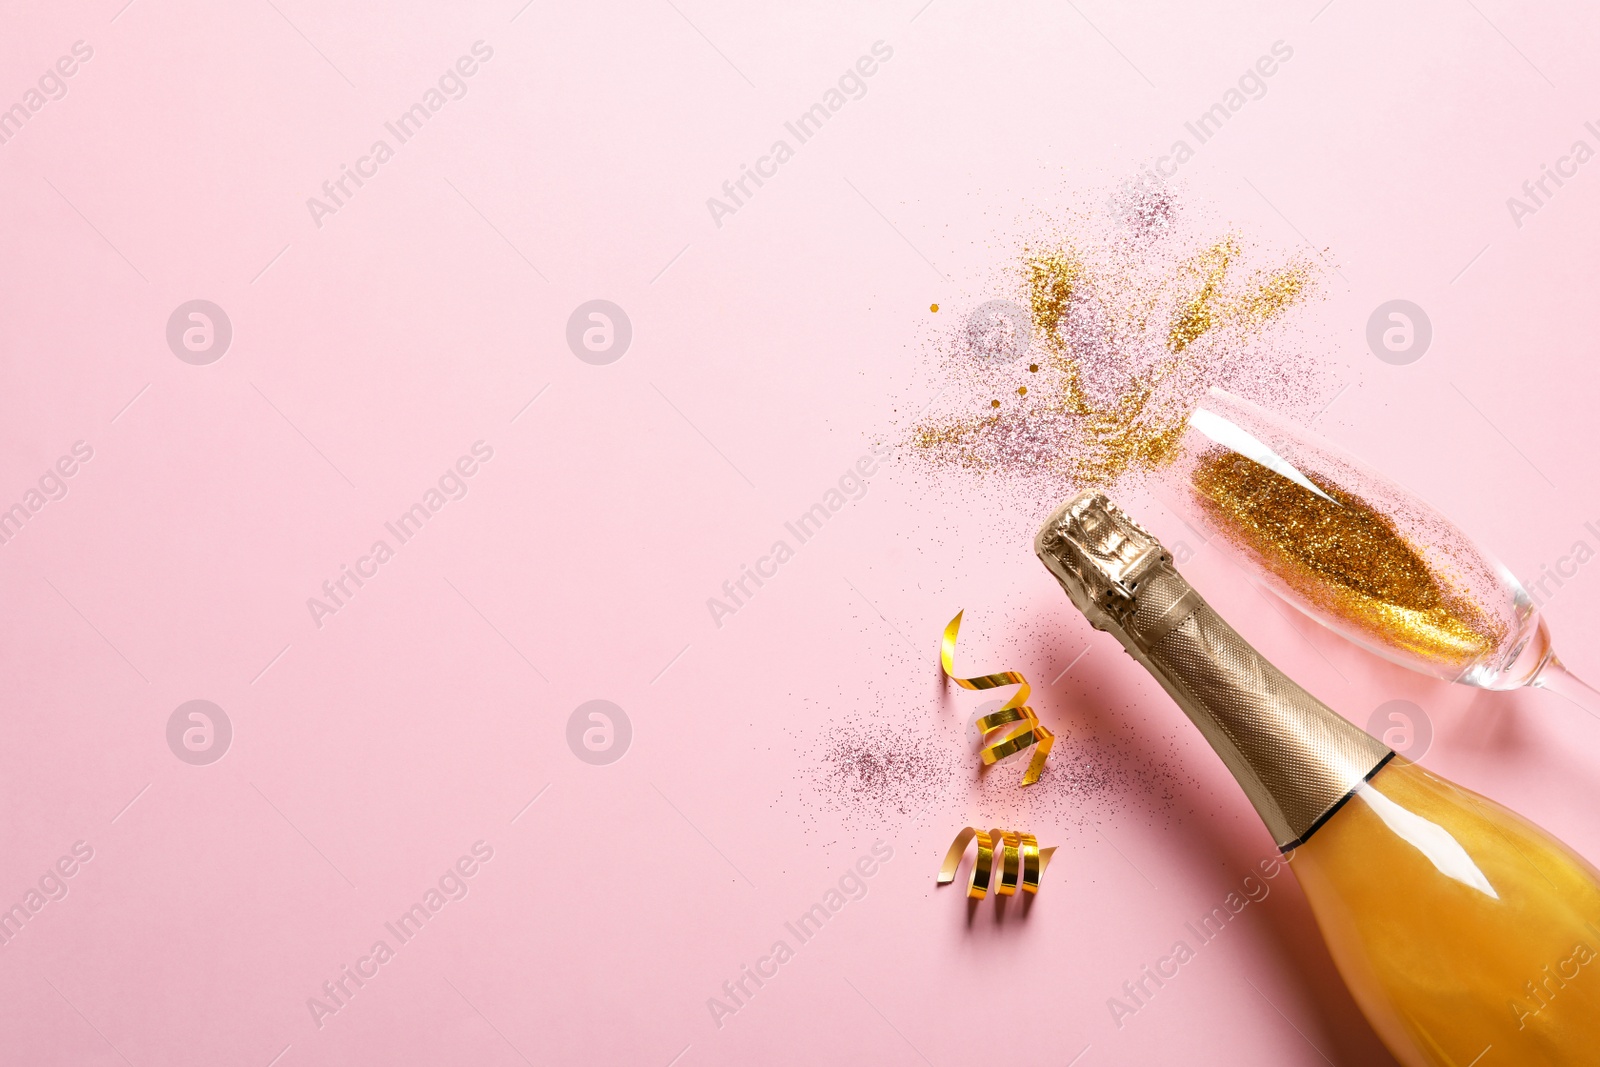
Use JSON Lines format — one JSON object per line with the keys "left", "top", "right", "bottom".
{"left": 1090, "top": 565, "right": 1392, "bottom": 851}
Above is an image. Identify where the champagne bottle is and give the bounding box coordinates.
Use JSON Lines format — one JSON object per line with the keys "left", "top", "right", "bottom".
{"left": 1035, "top": 491, "right": 1600, "bottom": 1066}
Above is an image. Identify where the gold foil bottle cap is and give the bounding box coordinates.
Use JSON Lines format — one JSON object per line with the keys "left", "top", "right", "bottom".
{"left": 1036, "top": 491, "right": 1392, "bottom": 850}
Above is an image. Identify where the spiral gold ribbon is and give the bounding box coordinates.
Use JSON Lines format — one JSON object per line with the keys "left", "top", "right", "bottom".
{"left": 937, "top": 827, "right": 1056, "bottom": 899}
{"left": 940, "top": 610, "right": 1056, "bottom": 785}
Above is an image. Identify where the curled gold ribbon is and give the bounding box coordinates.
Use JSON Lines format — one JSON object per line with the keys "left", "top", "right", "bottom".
{"left": 937, "top": 827, "right": 1056, "bottom": 900}
{"left": 940, "top": 610, "right": 1056, "bottom": 785}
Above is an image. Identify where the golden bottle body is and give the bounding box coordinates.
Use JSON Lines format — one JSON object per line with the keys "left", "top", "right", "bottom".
{"left": 1036, "top": 492, "right": 1600, "bottom": 1066}
{"left": 1296, "top": 758, "right": 1600, "bottom": 1066}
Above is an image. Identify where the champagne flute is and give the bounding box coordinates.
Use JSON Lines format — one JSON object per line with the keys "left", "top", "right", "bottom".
{"left": 1153, "top": 387, "right": 1600, "bottom": 715}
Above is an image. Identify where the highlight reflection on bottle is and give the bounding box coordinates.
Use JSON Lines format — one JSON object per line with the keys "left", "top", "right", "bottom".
{"left": 1036, "top": 491, "right": 1600, "bottom": 1066}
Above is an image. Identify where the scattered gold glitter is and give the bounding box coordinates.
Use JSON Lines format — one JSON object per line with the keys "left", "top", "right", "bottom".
{"left": 1191, "top": 450, "right": 1505, "bottom": 671}
{"left": 909, "top": 181, "right": 1324, "bottom": 489}
{"left": 930, "top": 303, "right": 940, "bottom": 312}
{"left": 1227, "top": 265, "right": 1307, "bottom": 327}
{"left": 1072, "top": 382, "right": 1190, "bottom": 482}
{"left": 1025, "top": 250, "right": 1090, "bottom": 413}
{"left": 1167, "top": 238, "right": 1236, "bottom": 352}
{"left": 913, "top": 412, "right": 999, "bottom": 453}
{"left": 1026, "top": 251, "right": 1080, "bottom": 350}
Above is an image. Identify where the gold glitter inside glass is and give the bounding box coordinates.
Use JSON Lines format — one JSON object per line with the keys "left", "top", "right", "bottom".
{"left": 1190, "top": 449, "right": 1506, "bottom": 673}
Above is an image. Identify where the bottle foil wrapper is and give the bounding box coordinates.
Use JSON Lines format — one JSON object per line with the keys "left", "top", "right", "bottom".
{"left": 1034, "top": 491, "right": 1392, "bottom": 850}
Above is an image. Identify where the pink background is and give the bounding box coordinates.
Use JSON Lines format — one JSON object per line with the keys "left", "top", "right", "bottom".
{"left": 2, "top": 0, "right": 1599, "bottom": 1064}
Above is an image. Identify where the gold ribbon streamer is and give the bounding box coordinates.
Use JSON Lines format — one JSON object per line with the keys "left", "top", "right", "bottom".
{"left": 937, "top": 827, "right": 1056, "bottom": 900}
{"left": 940, "top": 610, "right": 1056, "bottom": 785}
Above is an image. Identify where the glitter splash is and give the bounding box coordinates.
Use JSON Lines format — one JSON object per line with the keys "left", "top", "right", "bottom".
{"left": 1167, "top": 238, "right": 1235, "bottom": 353}
{"left": 788, "top": 708, "right": 1192, "bottom": 842}
{"left": 808, "top": 720, "right": 961, "bottom": 823}
{"left": 909, "top": 179, "right": 1324, "bottom": 493}
{"left": 1190, "top": 449, "right": 1506, "bottom": 673}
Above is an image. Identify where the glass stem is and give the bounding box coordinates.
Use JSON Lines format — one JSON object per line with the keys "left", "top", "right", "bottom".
{"left": 1531, "top": 655, "right": 1600, "bottom": 722}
